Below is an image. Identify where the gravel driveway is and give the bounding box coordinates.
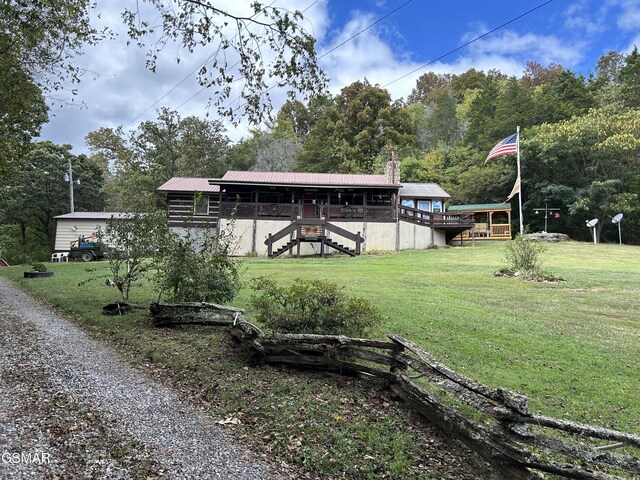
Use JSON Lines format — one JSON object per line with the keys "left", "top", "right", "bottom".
{"left": 0, "top": 278, "right": 282, "bottom": 479}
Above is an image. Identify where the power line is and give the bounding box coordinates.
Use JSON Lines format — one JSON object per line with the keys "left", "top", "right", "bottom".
{"left": 219, "top": 0, "right": 413, "bottom": 115}
{"left": 123, "top": 0, "right": 281, "bottom": 128}
{"left": 317, "top": 0, "right": 412, "bottom": 60}
{"left": 383, "top": 0, "right": 554, "bottom": 88}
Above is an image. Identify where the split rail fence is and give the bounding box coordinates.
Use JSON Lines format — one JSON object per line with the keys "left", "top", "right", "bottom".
{"left": 150, "top": 302, "right": 640, "bottom": 480}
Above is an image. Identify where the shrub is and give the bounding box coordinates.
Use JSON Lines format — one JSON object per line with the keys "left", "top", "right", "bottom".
{"left": 504, "top": 234, "right": 546, "bottom": 277}
{"left": 154, "top": 221, "right": 241, "bottom": 304}
{"left": 250, "top": 277, "right": 383, "bottom": 337}
{"left": 31, "top": 261, "right": 47, "bottom": 272}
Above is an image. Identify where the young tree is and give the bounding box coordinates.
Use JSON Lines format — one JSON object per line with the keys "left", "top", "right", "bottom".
{"left": 102, "top": 212, "right": 168, "bottom": 301}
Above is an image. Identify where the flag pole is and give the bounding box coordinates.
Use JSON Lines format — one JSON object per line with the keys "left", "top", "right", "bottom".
{"left": 516, "top": 125, "right": 524, "bottom": 235}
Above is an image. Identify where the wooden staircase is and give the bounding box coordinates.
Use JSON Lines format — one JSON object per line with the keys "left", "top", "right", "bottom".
{"left": 266, "top": 220, "right": 363, "bottom": 258}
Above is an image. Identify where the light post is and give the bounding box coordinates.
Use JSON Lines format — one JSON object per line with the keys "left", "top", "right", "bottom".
{"left": 533, "top": 198, "right": 560, "bottom": 233}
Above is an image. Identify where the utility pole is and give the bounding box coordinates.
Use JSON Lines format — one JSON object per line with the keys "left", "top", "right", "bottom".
{"left": 64, "top": 158, "right": 75, "bottom": 213}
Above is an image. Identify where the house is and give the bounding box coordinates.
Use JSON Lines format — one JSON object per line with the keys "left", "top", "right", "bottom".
{"left": 448, "top": 203, "right": 512, "bottom": 241}
{"left": 158, "top": 168, "right": 474, "bottom": 257}
{"left": 156, "top": 177, "right": 220, "bottom": 232}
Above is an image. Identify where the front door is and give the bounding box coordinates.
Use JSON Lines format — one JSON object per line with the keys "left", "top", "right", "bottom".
{"left": 302, "top": 194, "right": 318, "bottom": 218}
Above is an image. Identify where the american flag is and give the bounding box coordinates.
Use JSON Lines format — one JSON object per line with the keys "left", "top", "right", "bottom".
{"left": 484, "top": 133, "right": 518, "bottom": 164}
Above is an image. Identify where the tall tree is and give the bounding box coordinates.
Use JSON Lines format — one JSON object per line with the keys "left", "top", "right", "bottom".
{"left": 0, "top": 141, "right": 105, "bottom": 252}
{"left": 407, "top": 72, "right": 452, "bottom": 104}
{"left": 533, "top": 70, "right": 595, "bottom": 124}
{"left": 86, "top": 109, "right": 230, "bottom": 211}
{"left": 0, "top": 1, "right": 107, "bottom": 175}
{"left": 464, "top": 76, "right": 502, "bottom": 150}
{"left": 617, "top": 46, "right": 640, "bottom": 109}
{"left": 297, "top": 80, "right": 414, "bottom": 173}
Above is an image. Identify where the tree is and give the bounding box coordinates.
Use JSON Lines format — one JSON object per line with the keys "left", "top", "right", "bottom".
{"left": 297, "top": 81, "right": 414, "bottom": 173}
{"left": 251, "top": 122, "right": 302, "bottom": 172}
{"left": 407, "top": 72, "right": 452, "bottom": 104}
{"left": 451, "top": 68, "right": 488, "bottom": 101}
{"left": 617, "top": 46, "right": 640, "bottom": 109}
{"left": 101, "top": 212, "right": 168, "bottom": 301}
{"left": 533, "top": 70, "right": 595, "bottom": 124}
{"left": 464, "top": 76, "right": 502, "bottom": 150}
{"left": 524, "top": 107, "right": 640, "bottom": 242}
{"left": 419, "top": 89, "right": 462, "bottom": 149}
{"left": 0, "top": 57, "right": 48, "bottom": 177}
{"left": 123, "top": 1, "right": 327, "bottom": 125}
{"left": 521, "top": 61, "right": 563, "bottom": 88}
{"left": 86, "top": 109, "right": 231, "bottom": 211}
{"left": 0, "top": 0, "right": 105, "bottom": 95}
{"left": 0, "top": 141, "right": 105, "bottom": 256}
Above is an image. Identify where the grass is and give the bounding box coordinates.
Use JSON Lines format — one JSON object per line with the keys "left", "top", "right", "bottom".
{"left": 2, "top": 240, "right": 639, "bottom": 476}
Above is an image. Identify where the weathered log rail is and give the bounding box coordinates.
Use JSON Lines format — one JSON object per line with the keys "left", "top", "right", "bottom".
{"left": 151, "top": 303, "right": 639, "bottom": 479}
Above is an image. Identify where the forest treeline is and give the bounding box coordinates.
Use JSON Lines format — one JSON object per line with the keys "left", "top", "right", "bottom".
{"left": 3, "top": 49, "right": 640, "bottom": 261}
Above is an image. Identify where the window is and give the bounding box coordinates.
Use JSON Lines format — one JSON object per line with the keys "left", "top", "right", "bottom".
{"left": 194, "top": 195, "right": 209, "bottom": 215}
{"left": 417, "top": 200, "right": 431, "bottom": 212}
{"left": 401, "top": 199, "right": 415, "bottom": 208}
{"left": 432, "top": 200, "right": 442, "bottom": 213}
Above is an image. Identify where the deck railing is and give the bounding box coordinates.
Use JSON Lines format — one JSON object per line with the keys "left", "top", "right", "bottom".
{"left": 399, "top": 206, "right": 475, "bottom": 228}
{"left": 454, "top": 223, "right": 512, "bottom": 240}
{"left": 219, "top": 201, "right": 395, "bottom": 221}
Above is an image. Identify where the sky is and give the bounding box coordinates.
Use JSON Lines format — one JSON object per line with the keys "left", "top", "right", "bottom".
{"left": 38, "top": 0, "right": 640, "bottom": 155}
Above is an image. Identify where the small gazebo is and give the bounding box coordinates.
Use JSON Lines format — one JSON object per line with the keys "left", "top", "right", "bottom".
{"left": 448, "top": 203, "right": 512, "bottom": 241}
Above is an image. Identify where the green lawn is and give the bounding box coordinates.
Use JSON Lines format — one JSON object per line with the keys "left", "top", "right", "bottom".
{"left": 3, "top": 240, "right": 639, "bottom": 475}
{"left": 233, "top": 241, "right": 640, "bottom": 431}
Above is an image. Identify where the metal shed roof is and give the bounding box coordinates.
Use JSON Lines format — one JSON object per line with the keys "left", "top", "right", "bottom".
{"left": 214, "top": 171, "right": 397, "bottom": 188}
{"left": 157, "top": 177, "right": 221, "bottom": 193}
{"left": 399, "top": 183, "right": 450, "bottom": 199}
{"left": 54, "top": 212, "right": 133, "bottom": 220}
{"left": 448, "top": 203, "right": 511, "bottom": 211}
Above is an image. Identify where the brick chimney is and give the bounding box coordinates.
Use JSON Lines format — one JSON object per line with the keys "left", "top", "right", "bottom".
{"left": 384, "top": 151, "right": 400, "bottom": 184}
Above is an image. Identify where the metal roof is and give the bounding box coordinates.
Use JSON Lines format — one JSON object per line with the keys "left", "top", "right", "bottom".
{"left": 54, "top": 212, "right": 134, "bottom": 220}
{"left": 399, "top": 183, "right": 450, "bottom": 199}
{"left": 214, "top": 171, "right": 397, "bottom": 188}
{"left": 157, "top": 177, "right": 221, "bottom": 193}
{"left": 448, "top": 203, "right": 511, "bottom": 211}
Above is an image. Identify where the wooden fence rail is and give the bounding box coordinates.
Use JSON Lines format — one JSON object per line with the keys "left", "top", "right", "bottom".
{"left": 151, "top": 303, "right": 639, "bottom": 479}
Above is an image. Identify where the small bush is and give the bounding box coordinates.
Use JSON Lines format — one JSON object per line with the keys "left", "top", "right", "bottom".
{"left": 504, "top": 234, "right": 546, "bottom": 277}
{"left": 31, "top": 261, "right": 48, "bottom": 272}
{"left": 250, "top": 277, "right": 383, "bottom": 337}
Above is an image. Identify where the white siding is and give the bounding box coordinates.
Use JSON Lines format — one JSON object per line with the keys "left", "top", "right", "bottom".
{"left": 54, "top": 219, "right": 108, "bottom": 251}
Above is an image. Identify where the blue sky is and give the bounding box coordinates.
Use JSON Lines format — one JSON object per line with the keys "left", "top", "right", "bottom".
{"left": 39, "top": 0, "right": 640, "bottom": 154}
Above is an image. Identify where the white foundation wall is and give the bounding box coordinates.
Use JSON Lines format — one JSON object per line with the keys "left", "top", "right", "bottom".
{"left": 221, "top": 218, "right": 445, "bottom": 256}
{"left": 398, "top": 221, "right": 445, "bottom": 249}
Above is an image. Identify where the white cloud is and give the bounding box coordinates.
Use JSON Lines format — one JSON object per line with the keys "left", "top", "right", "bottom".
{"left": 610, "top": 0, "right": 640, "bottom": 30}
{"left": 564, "top": 1, "right": 609, "bottom": 35}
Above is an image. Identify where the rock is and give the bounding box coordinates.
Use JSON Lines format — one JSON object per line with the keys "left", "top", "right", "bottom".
{"left": 524, "top": 232, "right": 570, "bottom": 242}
